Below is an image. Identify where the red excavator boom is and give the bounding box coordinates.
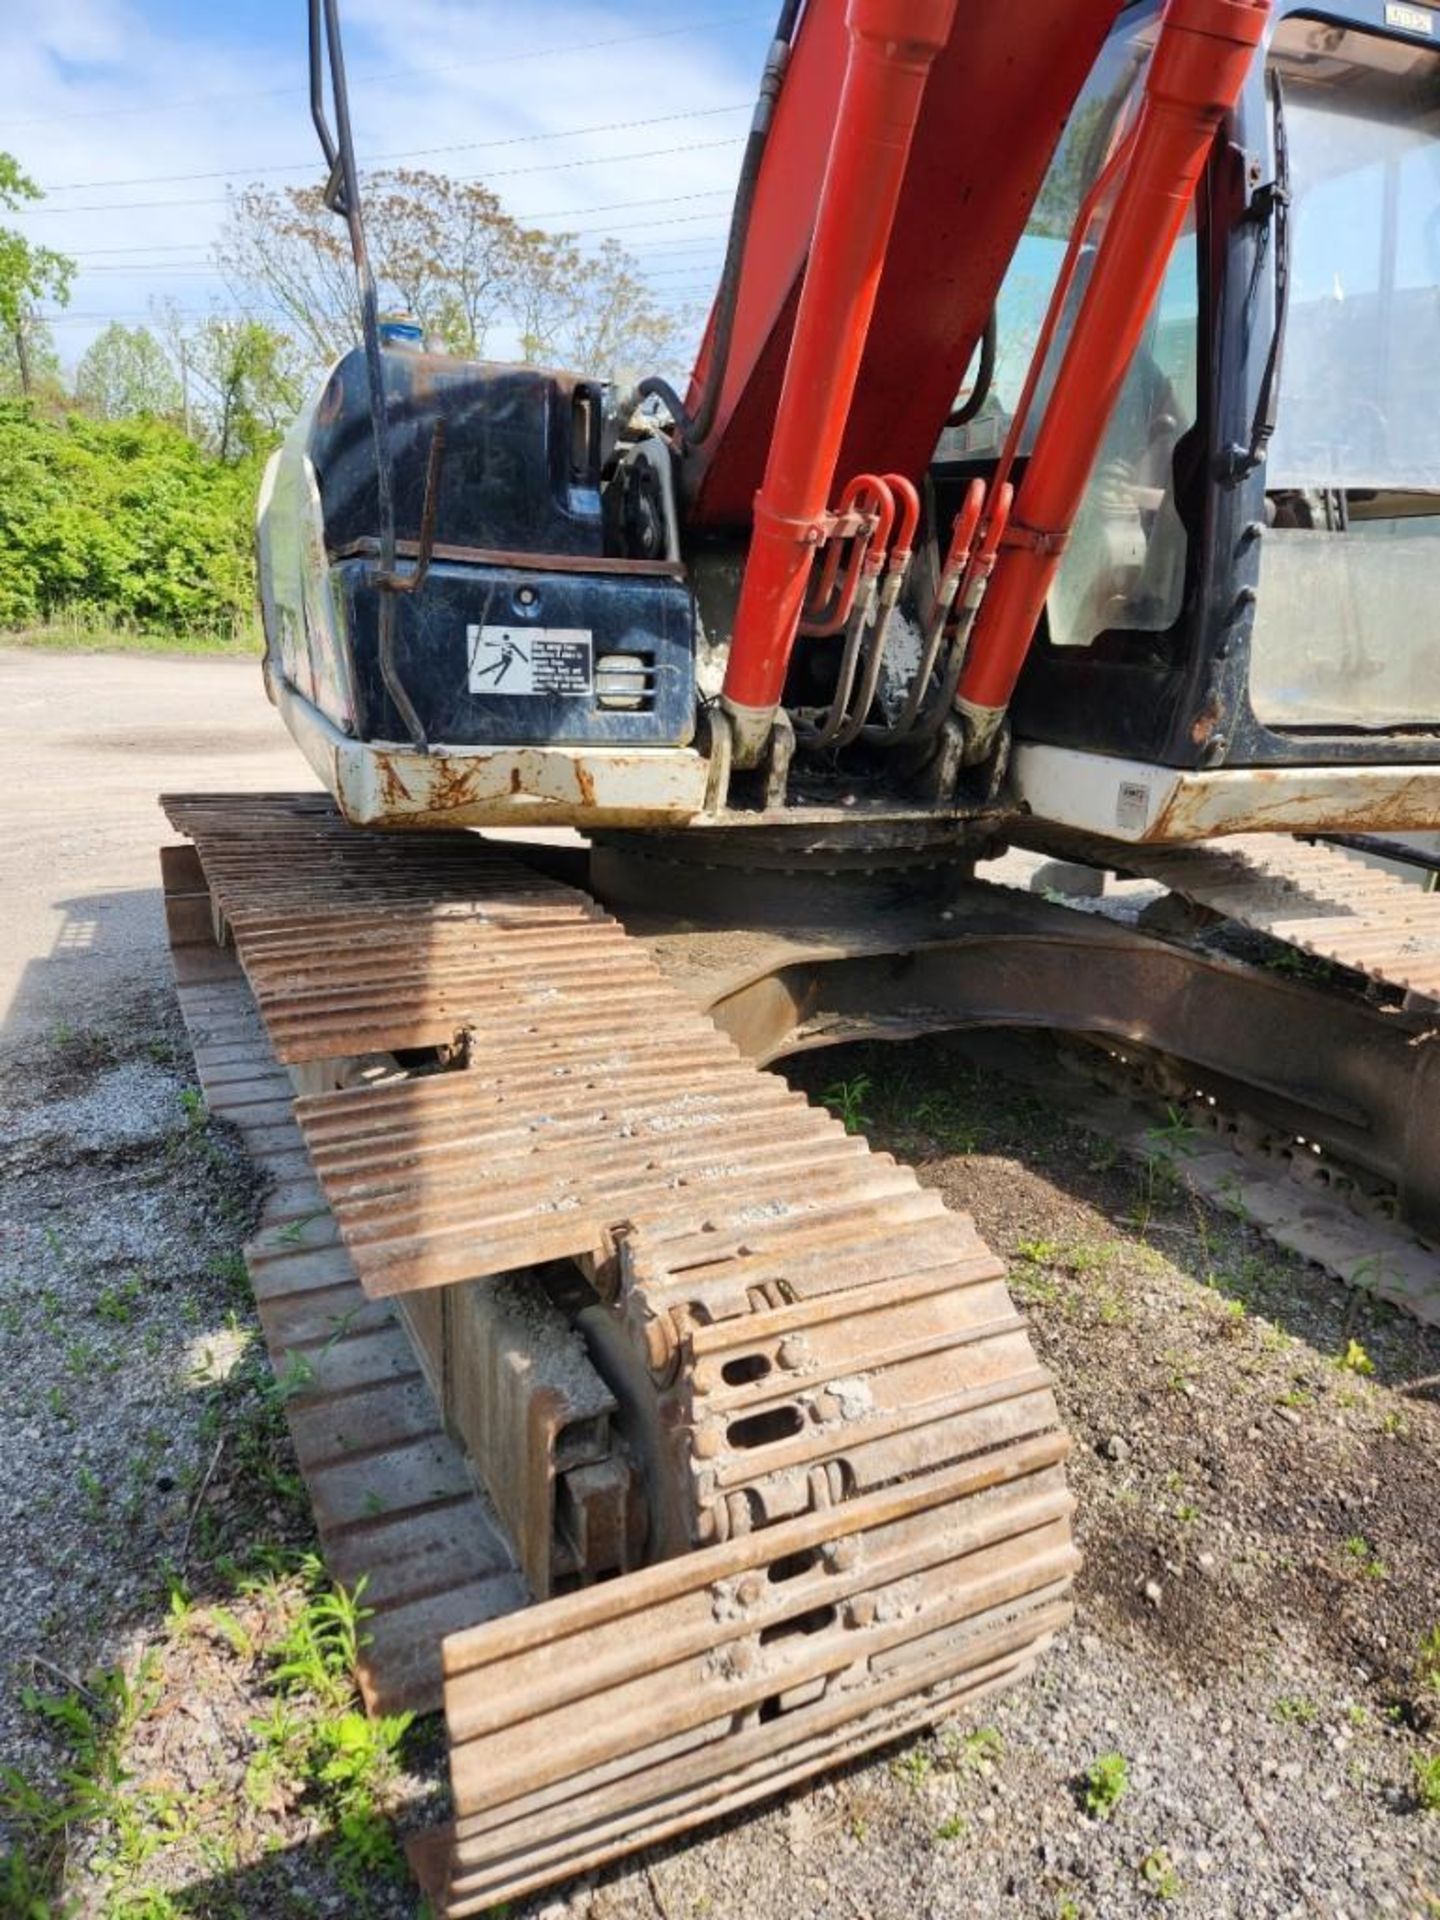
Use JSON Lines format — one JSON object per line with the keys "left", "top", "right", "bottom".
{"left": 683, "top": 0, "right": 1268, "bottom": 765}
{"left": 682, "top": 0, "right": 1120, "bottom": 525}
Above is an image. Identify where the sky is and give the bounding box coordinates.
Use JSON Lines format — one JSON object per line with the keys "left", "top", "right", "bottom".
{"left": 0, "top": 0, "right": 774, "bottom": 367}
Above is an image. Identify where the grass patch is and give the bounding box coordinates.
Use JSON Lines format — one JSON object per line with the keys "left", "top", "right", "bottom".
{"left": 1, "top": 1556, "right": 416, "bottom": 1913}
{"left": 2, "top": 612, "right": 262, "bottom": 658}
{"left": 0, "top": 1655, "right": 179, "bottom": 1907}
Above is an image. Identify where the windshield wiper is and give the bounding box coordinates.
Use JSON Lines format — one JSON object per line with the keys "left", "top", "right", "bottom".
{"left": 1220, "top": 69, "right": 1291, "bottom": 483}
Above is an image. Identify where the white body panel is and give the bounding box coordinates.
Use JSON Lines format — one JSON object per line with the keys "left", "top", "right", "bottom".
{"left": 275, "top": 674, "right": 710, "bottom": 831}
{"left": 1012, "top": 744, "right": 1440, "bottom": 842}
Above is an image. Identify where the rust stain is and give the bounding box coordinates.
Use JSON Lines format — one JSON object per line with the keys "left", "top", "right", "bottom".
{"left": 508, "top": 768, "right": 524, "bottom": 796}
{"left": 375, "top": 751, "right": 413, "bottom": 811}
{"left": 1189, "top": 701, "right": 1222, "bottom": 746}
{"left": 1147, "top": 769, "right": 1440, "bottom": 842}
{"left": 573, "top": 762, "right": 598, "bottom": 810}
{"left": 429, "top": 760, "right": 482, "bottom": 813}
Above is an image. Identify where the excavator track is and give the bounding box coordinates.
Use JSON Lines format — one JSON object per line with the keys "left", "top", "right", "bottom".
{"left": 160, "top": 793, "right": 1075, "bottom": 1916}
{"left": 1035, "top": 830, "right": 1440, "bottom": 1005}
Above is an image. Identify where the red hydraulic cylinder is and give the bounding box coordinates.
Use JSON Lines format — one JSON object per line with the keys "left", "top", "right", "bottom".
{"left": 720, "top": 0, "right": 958, "bottom": 766}
{"left": 956, "top": 0, "right": 1270, "bottom": 763}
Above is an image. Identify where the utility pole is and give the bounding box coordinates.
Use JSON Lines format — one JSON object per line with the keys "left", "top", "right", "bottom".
{"left": 14, "top": 320, "right": 30, "bottom": 397}
{"left": 180, "top": 338, "right": 192, "bottom": 436}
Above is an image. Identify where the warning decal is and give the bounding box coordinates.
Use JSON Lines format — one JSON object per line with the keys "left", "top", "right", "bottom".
{"left": 1115, "top": 781, "right": 1151, "bottom": 834}
{"left": 467, "top": 626, "right": 594, "bottom": 697}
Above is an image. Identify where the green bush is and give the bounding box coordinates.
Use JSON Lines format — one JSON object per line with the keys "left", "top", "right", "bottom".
{"left": 0, "top": 402, "right": 260, "bottom": 637}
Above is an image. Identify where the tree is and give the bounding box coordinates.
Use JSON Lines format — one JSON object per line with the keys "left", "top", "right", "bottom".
{"left": 509, "top": 233, "right": 681, "bottom": 378}
{"left": 219, "top": 170, "right": 516, "bottom": 367}
{"left": 75, "top": 323, "right": 181, "bottom": 421}
{"left": 152, "top": 306, "right": 307, "bottom": 461}
{"left": 0, "top": 154, "right": 74, "bottom": 396}
{"left": 218, "top": 168, "right": 684, "bottom": 380}
{"left": 0, "top": 316, "right": 61, "bottom": 405}
{"left": 193, "top": 318, "right": 307, "bottom": 461}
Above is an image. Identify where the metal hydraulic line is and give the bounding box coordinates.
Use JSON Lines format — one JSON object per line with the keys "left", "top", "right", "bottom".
{"left": 955, "top": 0, "right": 1271, "bottom": 766}
{"left": 718, "top": 0, "right": 957, "bottom": 767}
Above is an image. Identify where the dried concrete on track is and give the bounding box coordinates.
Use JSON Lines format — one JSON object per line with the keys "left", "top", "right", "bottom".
{"left": 0, "top": 650, "right": 1437, "bottom": 1918}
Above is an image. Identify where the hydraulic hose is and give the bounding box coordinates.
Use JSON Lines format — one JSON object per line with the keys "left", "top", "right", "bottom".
{"left": 947, "top": 311, "right": 996, "bottom": 430}
{"left": 638, "top": 0, "right": 803, "bottom": 446}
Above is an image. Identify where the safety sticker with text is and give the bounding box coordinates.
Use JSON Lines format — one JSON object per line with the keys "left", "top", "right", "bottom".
{"left": 467, "top": 626, "right": 594, "bottom": 696}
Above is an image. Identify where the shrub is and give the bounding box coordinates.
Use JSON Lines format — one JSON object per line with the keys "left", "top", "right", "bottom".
{"left": 0, "top": 402, "right": 261, "bottom": 636}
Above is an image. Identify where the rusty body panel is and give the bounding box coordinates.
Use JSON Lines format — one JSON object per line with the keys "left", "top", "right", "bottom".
{"left": 1010, "top": 745, "right": 1440, "bottom": 843}
{"left": 275, "top": 677, "right": 711, "bottom": 830}
{"left": 281, "top": 663, "right": 1440, "bottom": 842}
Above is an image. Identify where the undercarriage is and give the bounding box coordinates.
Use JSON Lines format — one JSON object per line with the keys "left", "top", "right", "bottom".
{"left": 163, "top": 793, "right": 1438, "bottom": 1913}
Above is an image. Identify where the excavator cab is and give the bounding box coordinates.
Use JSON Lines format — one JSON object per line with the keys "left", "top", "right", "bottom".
{"left": 259, "top": 0, "right": 1440, "bottom": 848}
{"left": 994, "top": 5, "right": 1440, "bottom": 839}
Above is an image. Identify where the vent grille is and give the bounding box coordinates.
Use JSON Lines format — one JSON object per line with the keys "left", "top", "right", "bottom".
{"left": 595, "top": 651, "right": 656, "bottom": 711}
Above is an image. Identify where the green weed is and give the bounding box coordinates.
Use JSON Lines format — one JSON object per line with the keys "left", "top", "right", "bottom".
{"left": 891, "top": 1745, "right": 933, "bottom": 1789}
{"left": 1342, "top": 1536, "right": 1388, "bottom": 1580}
{"left": 273, "top": 1560, "right": 370, "bottom": 1711}
{"left": 821, "top": 1074, "right": 872, "bottom": 1136}
{"left": 95, "top": 1274, "right": 144, "bottom": 1325}
{"left": 1081, "top": 1751, "right": 1129, "bottom": 1819}
{"left": 1131, "top": 1106, "right": 1199, "bottom": 1228}
{"left": 1272, "top": 1694, "right": 1318, "bottom": 1726}
{"left": 0, "top": 1658, "right": 171, "bottom": 1903}
{"left": 1416, "top": 1623, "right": 1440, "bottom": 1698}
{"left": 1015, "top": 1238, "right": 1061, "bottom": 1264}
{"left": 944, "top": 1725, "right": 1004, "bottom": 1774}
{"left": 1140, "top": 1846, "right": 1181, "bottom": 1899}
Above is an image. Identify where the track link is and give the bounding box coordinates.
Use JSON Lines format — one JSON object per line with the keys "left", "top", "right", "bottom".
{"left": 1048, "top": 830, "right": 1440, "bottom": 1003}
{"left": 162, "top": 794, "right": 1074, "bottom": 1916}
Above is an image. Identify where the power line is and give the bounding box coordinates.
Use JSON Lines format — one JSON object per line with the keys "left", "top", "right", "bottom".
{"left": 38, "top": 311, "right": 250, "bottom": 324}
{"left": 38, "top": 104, "right": 749, "bottom": 195}
{"left": 67, "top": 244, "right": 211, "bottom": 259}
{"left": 71, "top": 253, "right": 722, "bottom": 276}
{"left": 64, "top": 231, "right": 731, "bottom": 262}
{"left": 16, "top": 184, "right": 736, "bottom": 223}
{"left": 0, "top": 8, "right": 770, "bottom": 133}
{"left": 42, "top": 137, "right": 744, "bottom": 219}
{"left": 71, "top": 255, "right": 724, "bottom": 283}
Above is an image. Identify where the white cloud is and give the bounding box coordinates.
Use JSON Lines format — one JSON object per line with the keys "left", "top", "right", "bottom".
{"left": 0, "top": 0, "right": 763, "bottom": 365}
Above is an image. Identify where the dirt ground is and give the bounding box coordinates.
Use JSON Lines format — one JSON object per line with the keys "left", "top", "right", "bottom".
{"left": 0, "top": 648, "right": 311, "bottom": 1049}
{"left": 1, "top": 651, "right": 1438, "bottom": 1919}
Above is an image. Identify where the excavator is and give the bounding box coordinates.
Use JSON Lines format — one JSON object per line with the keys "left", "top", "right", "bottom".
{"left": 159, "top": 0, "right": 1440, "bottom": 1908}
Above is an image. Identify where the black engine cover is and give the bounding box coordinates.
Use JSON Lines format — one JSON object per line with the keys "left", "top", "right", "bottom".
{"left": 307, "top": 348, "right": 695, "bottom": 746}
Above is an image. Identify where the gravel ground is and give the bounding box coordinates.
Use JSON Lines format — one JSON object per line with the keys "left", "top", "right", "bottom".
{"left": 2, "top": 997, "right": 1438, "bottom": 1918}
